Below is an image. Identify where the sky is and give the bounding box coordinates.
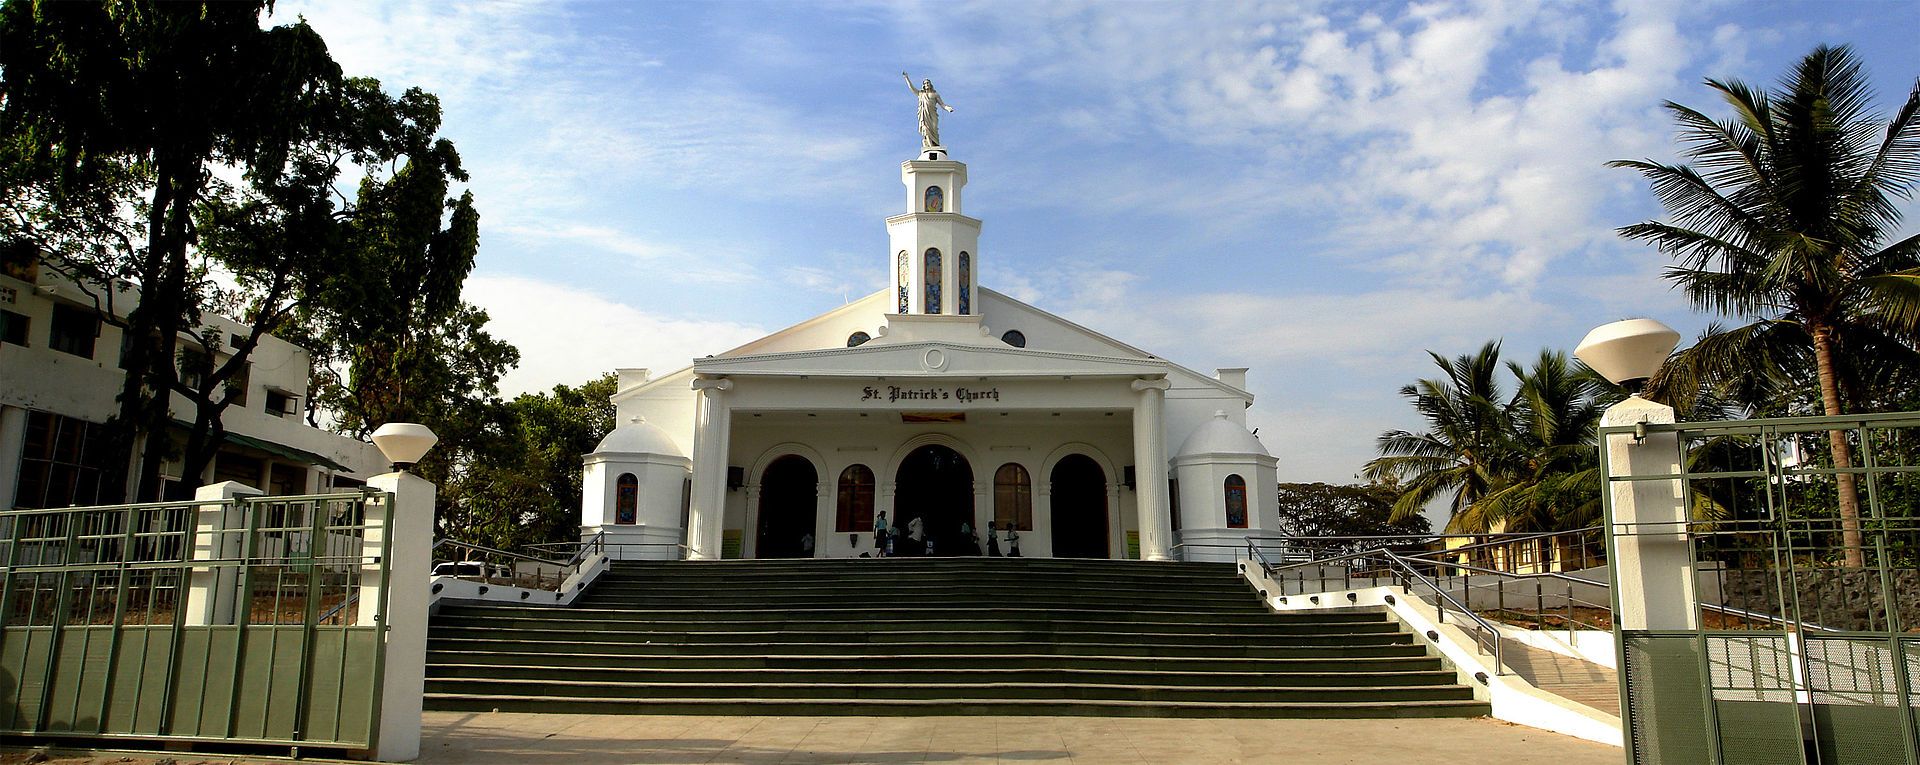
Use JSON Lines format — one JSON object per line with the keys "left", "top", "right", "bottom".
{"left": 278, "top": 0, "right": 1920, "bottom": 484}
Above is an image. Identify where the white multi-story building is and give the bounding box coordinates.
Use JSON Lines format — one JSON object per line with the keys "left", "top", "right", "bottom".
{"left": 0, "top": 252, "right": 385, "bottom": 508}
{"left": 582, "top": 142, "right": 1281, "bottom": 562}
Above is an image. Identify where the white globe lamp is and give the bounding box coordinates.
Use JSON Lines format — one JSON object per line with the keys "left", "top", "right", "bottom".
{"left": 371, "top": 422, "right": 439, "bottom": 471}
{"left": 1574, "top": 319, "right": 1681, "bottom": 394}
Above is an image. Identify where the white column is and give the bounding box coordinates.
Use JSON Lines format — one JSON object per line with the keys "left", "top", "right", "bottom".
{"left": 183, "top": 480, "right": 261, "bottom": 626}
{"left": 1603, "top": 396, "right": 1699, "bottom": 631}
{"left": 363, "top": 470, "right": 435, "bottom": 762}
{"left": 686, "top": 377, "right": 734, "bottom": 561}
{"left": 1131, "top": 377, "right": 1173, "bottom": 561}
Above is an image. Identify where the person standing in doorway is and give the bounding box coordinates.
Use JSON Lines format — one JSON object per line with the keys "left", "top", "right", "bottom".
{"left": 986, "top": 522, "right": 1001, "bottom": 556}
{"left": 874, "top": 511, "right": 890, "bottom": 557}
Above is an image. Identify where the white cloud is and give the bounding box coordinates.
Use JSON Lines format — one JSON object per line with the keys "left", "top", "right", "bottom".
{"left": 464, "top": 274, "right": 765, "bottom": 396}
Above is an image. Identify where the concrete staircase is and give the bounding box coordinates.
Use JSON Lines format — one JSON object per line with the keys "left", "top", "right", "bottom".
{"left": 424, "top": 558, "right": 1489, "bottom": 718}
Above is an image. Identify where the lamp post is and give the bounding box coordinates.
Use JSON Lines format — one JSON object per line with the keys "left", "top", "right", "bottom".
{"left": 364, "top": 423, "right": 439, "bottom": 761}
{"left": 372, "top": 422, "right": 439, "bottom": 472}
{"left": 1575, "top": 319, "right": 1699, "bottom": 632}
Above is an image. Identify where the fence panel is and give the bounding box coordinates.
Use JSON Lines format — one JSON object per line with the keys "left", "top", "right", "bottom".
{"left": 0, "top": 491, "right": 390, "bottom": 752}
{"left": 1606, "top": 412, "right": 1920, "bottom": 765}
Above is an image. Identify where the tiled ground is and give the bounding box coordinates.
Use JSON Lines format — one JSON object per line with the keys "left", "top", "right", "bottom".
{"left": 416, "top": 711, "right": 1623, "bottom": 764}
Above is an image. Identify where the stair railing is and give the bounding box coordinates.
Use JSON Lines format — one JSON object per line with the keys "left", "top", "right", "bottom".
{"left": 1255, "top": 547, "right": 1505, "bottom": 674}
{"left": 431, "top": 530, "right": 605, "bottom": 593}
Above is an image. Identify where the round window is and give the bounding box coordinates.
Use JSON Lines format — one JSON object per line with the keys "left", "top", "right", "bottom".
{"left": 847, "top": 331, "right": 872, "bottom": 347}
{"left": 1001, "top": 330, "right": 1026, "bottom": 348}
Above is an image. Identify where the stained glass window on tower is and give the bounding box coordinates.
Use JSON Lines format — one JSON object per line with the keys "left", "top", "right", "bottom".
{"left": 958, "top": 252, "right": 971, "bottom": 314}
{"left": 896, "top": 251, "right": 909, "bottom": 313}
{"left": 924, "top": 248, "right": 942, "bottom": 313}
{"left": 1224, "top": 474, "right": 1248, "bottom": 529}
{"left": 924, "top": 185, "right": 944, "bottom": 212}
{"left": 616, "top": 473, "right": 638, "bottom": 525}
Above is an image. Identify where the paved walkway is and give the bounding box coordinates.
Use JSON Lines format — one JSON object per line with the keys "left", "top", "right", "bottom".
{"left": 416, "top": 711, "right": 1622, "bottom": 764}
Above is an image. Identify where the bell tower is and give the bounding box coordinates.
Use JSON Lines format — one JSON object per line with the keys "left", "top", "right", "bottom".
{"left": 886, "top": 145, "right": 981, "bottom": 315}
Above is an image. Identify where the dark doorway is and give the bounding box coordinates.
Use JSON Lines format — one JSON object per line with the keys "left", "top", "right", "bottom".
{"left": 892, "top": 444, "right": 976, "bottom": 556}
{"left": 1049, "top": 455, "right": 1109, "bottom": 559}
{"left": 756, "top": 455, "right": 818, "bottom": 558}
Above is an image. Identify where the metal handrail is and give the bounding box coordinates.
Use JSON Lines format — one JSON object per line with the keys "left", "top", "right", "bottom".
{"left": 431, "top": 533, "right": 607, "bottom": 592}
{"left": 1399, "top": 526, "right": 1602, "bottom": 563}
{"left": 1379, "top": 550, "right": 1504, "bottom": 674}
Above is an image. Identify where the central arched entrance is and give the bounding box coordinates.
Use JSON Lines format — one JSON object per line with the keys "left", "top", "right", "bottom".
{"left": 1049, "top": 454, "right": 1109, "bottom": 559}
{"left": 892, "top": 444, "right": 976, "bottom": 556}
{"left": 756, "top": 455, "right": 818, "bottom": 558}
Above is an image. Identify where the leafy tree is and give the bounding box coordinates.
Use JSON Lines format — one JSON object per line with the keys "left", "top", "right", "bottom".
{"left": 1611, "top": 44, "right": 1920, "bottom": 567}
{"left": 1275, "top": 481, "right": 1432, "bottom": 539}
{"left": 0, "top": 1, "right": 356, "bottom": 499}
{"left": 439, "top": 374, "right": 617, "bottom": 549}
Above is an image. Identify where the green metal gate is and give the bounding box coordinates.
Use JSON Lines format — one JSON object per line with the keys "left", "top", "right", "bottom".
{"left": 1602, "top": 413, "right": 1920, "bottom": 764}
{"left": 0, "top": 491, "right": 392, "bottom": 752}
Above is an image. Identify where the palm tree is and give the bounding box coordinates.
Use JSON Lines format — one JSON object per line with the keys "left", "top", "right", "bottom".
{"left": 1611, "top": 44, "right": 1920, "bottom": 568}
{"left": 1365, "top": 341, "right": 1519, "bottom": 532}
{"left": 1477, "top": 350, "right": 1608, "bottom": 532}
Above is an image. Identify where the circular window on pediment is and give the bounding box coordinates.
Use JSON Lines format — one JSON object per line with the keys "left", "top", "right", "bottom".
{"left": 1001, "top": 330, "right": 1026, "bottom": 348}
{"left": 847, "top": 331, "right": 872, "bottom": 347}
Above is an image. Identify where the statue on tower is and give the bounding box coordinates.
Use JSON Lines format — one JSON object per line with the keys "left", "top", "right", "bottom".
{"left": 903, "top": 72, "right": 954, "bottom": 148}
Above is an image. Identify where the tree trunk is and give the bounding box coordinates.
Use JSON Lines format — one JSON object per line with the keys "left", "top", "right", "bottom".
{"left": 1809, "top": 323, "right": 1867, "bottom": 569}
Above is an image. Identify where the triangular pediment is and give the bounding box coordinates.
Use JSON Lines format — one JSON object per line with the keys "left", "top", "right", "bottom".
{"left": 692, "top": 340, "right": 1171, "bottom": 379}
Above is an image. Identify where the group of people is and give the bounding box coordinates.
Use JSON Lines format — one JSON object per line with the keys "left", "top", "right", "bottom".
{"left": 868, "top": 511, "right": 1020, "bottom": 557}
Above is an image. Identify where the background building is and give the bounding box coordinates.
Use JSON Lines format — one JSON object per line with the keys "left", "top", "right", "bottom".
{"left": 0, "top": 252, "right": 385, "bottom": 508}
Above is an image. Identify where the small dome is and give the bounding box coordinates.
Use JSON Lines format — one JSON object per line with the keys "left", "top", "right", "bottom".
{"left": 593, "top": 416, "right": 684, "bottom": 457}
{"left": 1176, "top": 410, "right": 1270, "bottom": 458}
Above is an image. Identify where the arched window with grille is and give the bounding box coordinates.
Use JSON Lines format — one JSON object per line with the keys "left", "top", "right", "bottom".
{"left": 994, "top": 463, "right": 1033, "bottom": 531}
{"left": 615, "top": 473, "right": 639, "bottom": 525}
{"left": 837, "top": 464, "right": 875, "bottom": 532}
{"left": 1224, "top": 474, "right": 1248, "bottom": 529}
{"left": 958, "top": 251, "right": 971, "bottom": 314}
{"left": 924, "top": 248, "right": 942, "bottom": 313}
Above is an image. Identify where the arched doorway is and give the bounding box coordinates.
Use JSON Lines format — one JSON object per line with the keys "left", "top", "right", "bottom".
{"left": 1049, "top": 454, "right": 1109, "bottom": 559}
{"left": 892, "top": 444, "right": 976, "bottom": 556}
{"left": 756, "top": 455, "right": 818, "bottom": 558}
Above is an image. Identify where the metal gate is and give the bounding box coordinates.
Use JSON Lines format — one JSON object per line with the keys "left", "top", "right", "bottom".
{"left": 0, "top": 490, "right": 392, "bottom": 752}
{"left": 1602, "top": 413, "right": 1920, "bottom": 764}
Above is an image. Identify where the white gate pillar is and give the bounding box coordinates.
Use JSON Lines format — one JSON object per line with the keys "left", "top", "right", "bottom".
{"left": 361, "top": 470, "right": 435, "bottom": 762}
{"left": 1603, "top": 396, "right": 1700, "bottom": 631}
{"left": 687, "top": 377, "right": 734, "bottom": 560}
{"left": 184, "top": 481, "right": 262, "bottom": 626}
{"left": 1131, "top": 377, "right": 1173, "bottom": 561}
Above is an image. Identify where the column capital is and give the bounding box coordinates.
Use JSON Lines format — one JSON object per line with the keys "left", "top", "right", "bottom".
{"left": 1131, "top": 377, "right": 1171, "bottom": 392}
{"left": 692, "top": 376, "right": 735, "bottom": 392}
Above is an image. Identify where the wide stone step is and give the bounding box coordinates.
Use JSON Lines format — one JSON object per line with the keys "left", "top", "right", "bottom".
{"left": 423, "top": 693, "right": 1490, "bottom": 719}
{"left": 424, "top": 637, "right": 1429, "bottom": 659}
{"left": 434, "top": 605, "right": 1315, "bottom": 624}
{"left": 427, "top": 624, "right": 1415, "bottom": 647}
{"left": 592, "top": 570, "right": 1248, "bottom": 585}
{"left": 425, "top": 663, "right": 1465, "bottom": 688}
{"left": 422, "top": 649, "right": 1449, "bottom": 674}
{"left": 578, "top": 587, "right": 1263, "bottom": 604}
{"left": 426, "top": 676, "right": 1476, "bottom": 704}
{"left": 431, "top": 614, "right": 1396, "bottom": 635}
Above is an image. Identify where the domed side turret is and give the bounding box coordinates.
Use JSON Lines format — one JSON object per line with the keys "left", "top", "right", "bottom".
{"left": 592, "top": 416, "right": 685, "bottom": 458}
{"left": 583, "top": 416, "right": 693, "bottom": 560}
{"left": 1172, "top": 411, "right": 1279, "bottom": 563}
{"left": 1176, "top": 410, "right": 1271, "bottom": 459}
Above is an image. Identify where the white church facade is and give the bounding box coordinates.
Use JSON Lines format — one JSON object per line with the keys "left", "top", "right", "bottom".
{"left": 579, "top": 140, "right": 1279, "bottom": 563}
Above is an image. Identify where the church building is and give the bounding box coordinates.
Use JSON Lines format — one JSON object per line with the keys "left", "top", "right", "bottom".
{"left": 579, "top": 134, "right": 1279, "bottom": 563}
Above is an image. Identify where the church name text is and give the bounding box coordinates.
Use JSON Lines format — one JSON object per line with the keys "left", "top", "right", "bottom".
{"left": 861, "top": 385, "right": 1002, "bottom": 404}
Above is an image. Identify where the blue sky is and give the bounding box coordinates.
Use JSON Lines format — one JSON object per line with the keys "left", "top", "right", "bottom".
{"left": 281, "top": 0, "right": 1920, "bottom": 483}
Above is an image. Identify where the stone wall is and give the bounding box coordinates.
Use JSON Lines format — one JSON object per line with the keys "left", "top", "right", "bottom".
{"left": 1718, "top": 568, "right": 1920, "bottom": 631}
